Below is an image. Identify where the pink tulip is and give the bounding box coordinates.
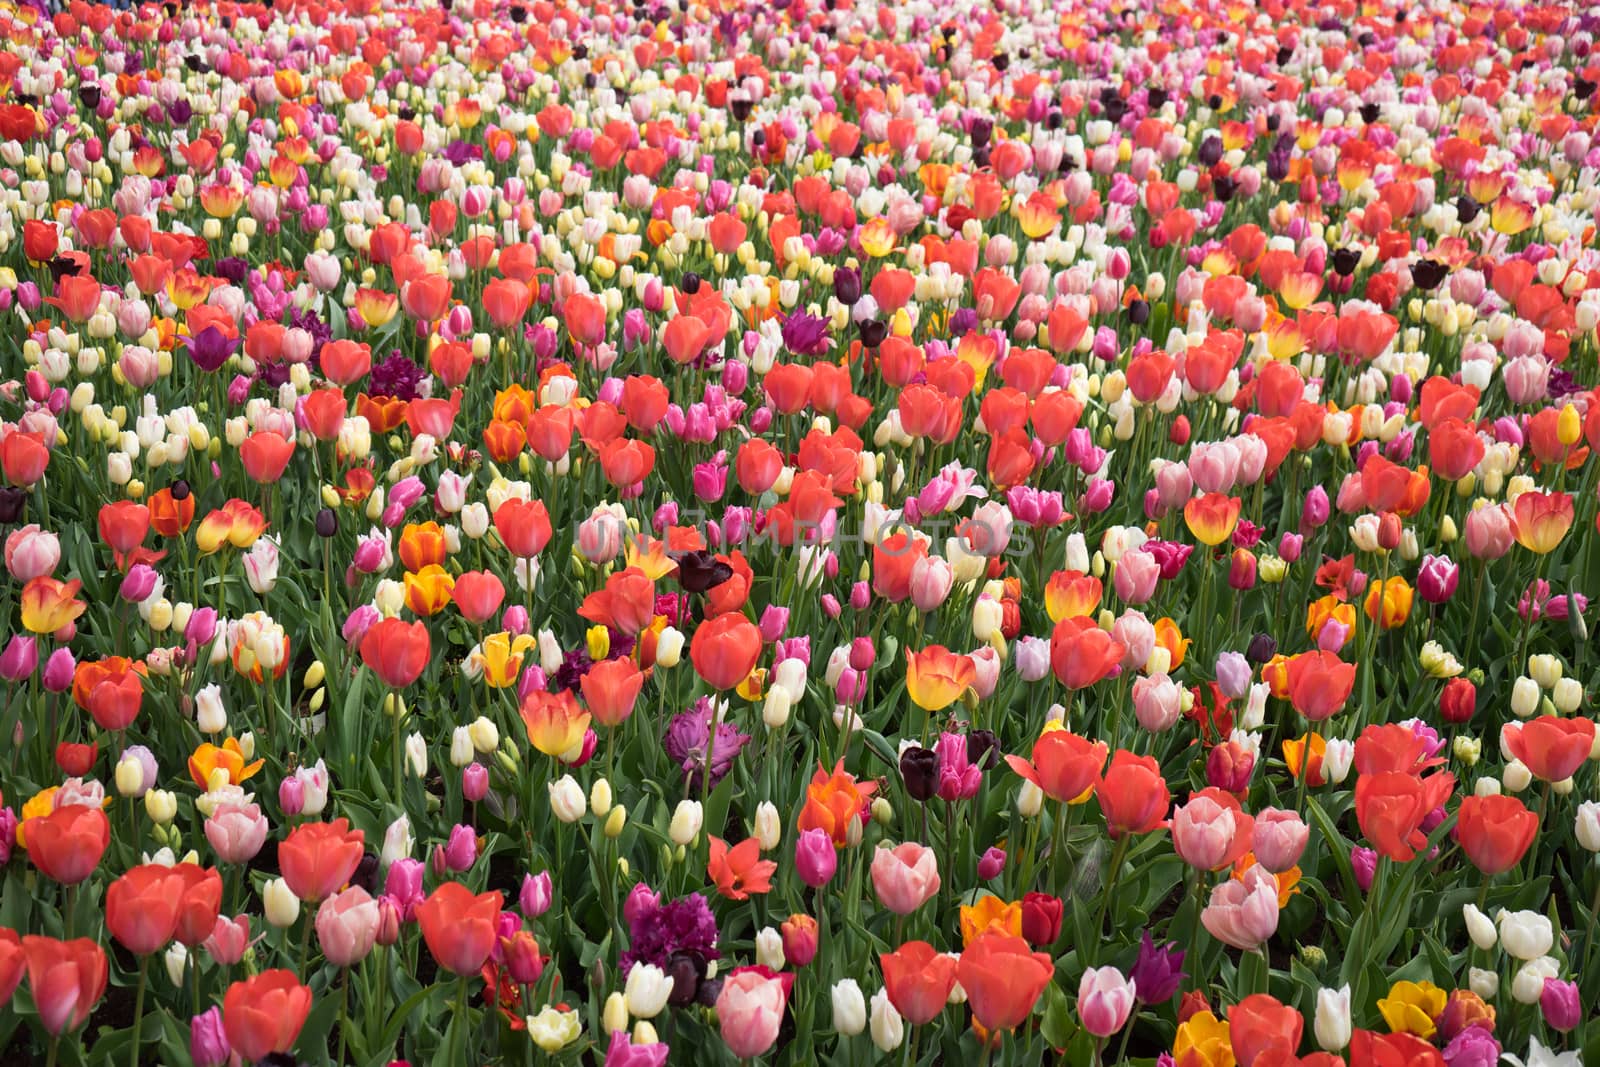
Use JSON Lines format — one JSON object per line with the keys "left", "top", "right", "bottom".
{"left": 204, "top": 804, "right": 269, "bottom": 865}
{"left": 316, "top": 886, "right": 380, "bottom": 967}
{"left": 203, "top": 915, "right": 251, "bottom": 967}
{"left": 870, "top": 842, "right": 940, "bottom": 915}
{"left": 1078, "top": 965, "right": 1135, "bottom": 1037}
{"left": 794, "top": 828, "right": 837, "bottom": 888}
{"left": 1113, "top": 548, "right": 1160, "bottom": 605}
{"left": 1171, "top": 792, "right": 1255, "bottom": 872}
{"left": 715, "top": 968, "right": 791, "bottom": 1059}
{"left": 1251, "top": 809, "right": 1309, "bottom": 873}
{"left": 1201, "top": 865, "right": 1280, "bottom": 950}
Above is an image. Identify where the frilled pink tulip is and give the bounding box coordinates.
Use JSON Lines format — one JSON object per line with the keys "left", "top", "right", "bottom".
{"left": 1251, "top": 809, "right": 1309, "bottom": 873}
{"left": 1200, "top": 865, "right": 1280, "bottom": 949}
{"left": 870, "top": 842, "right": 940, "bottom": 915}
{"left": 315, "top": 886, "right": 380, "bottom": 967}
{"left": 715, "top": 968, "right": 791, "bottom": 1060}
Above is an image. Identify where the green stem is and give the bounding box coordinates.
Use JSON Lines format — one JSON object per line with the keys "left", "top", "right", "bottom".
{"left": 129, "top": 955, "right": 149, "bottom": 1067}
{"left": 455, "top": 974, "right": 471, "bottom": 1067}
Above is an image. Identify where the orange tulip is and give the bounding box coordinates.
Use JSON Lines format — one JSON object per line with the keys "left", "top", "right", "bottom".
{"left": 580, "top": 657, "right": 646, "bottom": 727}
{"left": 1044, "top": 569, "right": 1102, "bottom": 621}
{"left": 416, "top": 882, "right": 503, "bottom": 976}
{"left": 959, "top": 896, "right": 1023, "bottom": 946}
{"left": 796, "top": 761, "right": 877, "bottom": 847}
{"left": 1005, "top": 730, "right": 1107, "bottom": 804}
{"left": 403, "top": 564, "right": 454, "bottom": 615}
{"left": 398, "top": 522, "right": 448, "bottom": 572}
{"left": 1282, "top": 732, "right": 1327, "bottom": 786}
{"left": 278, "top": 819, "right": 365, "bottom": 902}
{"left": 1363, "top": 576, "right": 1413, "bottom": 629}
{"left": 23, "top": 805, "right": 110, "bottom": 885}
{"left": 239, "top": 431, "right": 296, "bottom": 483}
{"left": 520, "top": 689, "right": 591, "bottom": 758}
{"left": 188, "top": 738, "right": 265, "bottom": 788}
{"left": 904, "top": 646, "right": 977, "bottom": 712}
{"left": 1095, "top": 750, "right": 1169, "bottom": 837}
{"left": 957, "top": 933, "right": 1055, "bottom": 1033}
{"left": 148, "top": 486, "right": 196, "bottom": 537}
{"left": 880, "top": 941, "right": 959, "bottom": 1025}
{"left": 708, "top": 835, "right": 777, "bottom": 900}
{"left": 1229, "top": 993, "right": 1304, "bottom": 1067}
{"left": 222, "top": 970, "right": 313, "bottom": 1062}
{"left": 1354, "top": 770, "right": 1454, "bottom": 862}
{"left": 690, "top": 612, "right": 762, "bottom": 690}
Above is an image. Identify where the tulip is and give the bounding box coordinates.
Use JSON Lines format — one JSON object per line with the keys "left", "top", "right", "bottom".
{"left": 1128, "top": 930, "right": 1186, "bottom": 1004}
{"left": 359, "top": 617, "right": 430, "bottom": 689}
{"left": 1455, "top": 794, "right": 1538, "bottom": 875}
{"left": 23, "top": 805, "right": 109, "bottom": 885}
{"left": 957, "top": 933, "right": 1055, "bottom": 1033}
{"left": 278, "top": 819, "right": 365, "bottom": 903}
{"left": 190, "top": 1006, "right": 232, "bottom": 1067}
{"left": 316, "top": 886, "right": 380, "bottom": 967}
{"left": 222, "top": 969, "right": 313, "bottom": 1063}
{"left": 870, "top": 842, "right": 941, "bottom": 914}
{"left": 795, "top": 828, "right": 838, "bottom": 888}
{"left": 832, "top": 979, "right": 867, "bottom": 1036}
{"left": 879, "top": 941, "right": 959, "bottom": 1025}
{"left": 1171, "top": 789, "right": 1255, "bottom": 871}
{"left": 1540, "top": 978, "right": 1580, "bottom": 1032}
{"left": 1200, "top": 865, "right": 1279, "bottom": 949}
{"left": 1230, "top": 993, "right": 1304, "bottom": 1066}
{"left": 1078, "top": 966, "right": 1135, "bottom": 1037}
{"left": 1096, "top": 751, "right": 1169, "bottom": 837}
{"left": 416, "top": 882, "right": 503, "bottom": 976}
{"left": 22, "top": 936, "right": 107, "bottom": 1036}
{"left": 715, "top": 968, "right": 791, "bottom": 1059}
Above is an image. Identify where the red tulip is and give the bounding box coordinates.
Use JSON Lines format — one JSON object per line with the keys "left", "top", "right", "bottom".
{"left": 23, "top": 805, "right": 110, "bottom": 885}
{"left": 956, "top": 933, "right": 1055, "bottom": 1033}
{"left": 1503, "top": 715, "right": 1595, "bottom": 783}
{"left": 879, "top": 941, "right": 959, "bottom": 1025}
{"left": 1005, "top": 730, "right": 1107, "bottom": 804}
{"left": 1229, "top": 993, "right": 1304, "bottom": 1067}
{"left": 278, "top": 819, "right": 365, "bottom": 903}
{"left": 1454, "top": 794, "right": 1537, "bottom": 876}
{"left": 416, "top": 882, "right": 503, "bottom": 976}
{"left": 359, "top": 617, "right": 430, "bottom": 689}
{"left": 22, "top": 936, "right": 107, "bottom": 1035}
{"left": 1095, "top": 750, "right": 1169, "bottom": 837}
{"left": 107, "top": 864, "right": 186, "bottom": 955}
{"left": 452, "top": 570, "right": 506, "bottom": 624}
{"left": 1049, "top": 616, "right": 1124, "bottom": 690}
{"left": 175, "top": 864, "right": 226, "bottom": 946}
{"left": 1354, "top": 770, "right": 1455, "bottom": 862}
{"left": 690, "top": 613, "right": 762, "bottom": 690}
{"left": 1286, "top": 651, "right": 1356, "bottom": 722}
{"left": 0, "top": 928, "right": 23, "bottom": 1004}
{"left": 223, "top": 969, "right": 313, "bottom": 1062}
{"left": 493, "top": 498, "right": 553, "bottom": 558}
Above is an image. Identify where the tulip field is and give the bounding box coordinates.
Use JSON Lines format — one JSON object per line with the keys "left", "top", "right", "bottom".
{"left": 6, "top": 0, "right": 1600, "bottom": 1063}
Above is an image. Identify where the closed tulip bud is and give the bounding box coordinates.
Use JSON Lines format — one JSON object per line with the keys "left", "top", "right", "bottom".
{"left": 1551, "top": 677, "right": 1583, "bottom": 713}
{"left": 762, "top": 687, "right": 791, "bottom": 730}
{"left": 1558, "top": 404, "right": 1582, "bottom": 446}
{"left": 832, "top": 979, "right": 867, "bottom": 1036}
{"left": 590, "top": 778, "right": 613, "bottom": 817}
{"left": 1528, "top": 655, "right": 1562, "bottom": 690}
{"left": 1511, "top": 677, "right": 1540, "bottom": 718}
{"left": 1017, "top": 779, "right": 1044, "bottom": 817}
{"left": 1322, "top": 739, "right": 1354, "bottom": 785}
{"left": 1314, "top": 985, "right": 1351, "bottom": 1050}
{"left": 870, "top": 797, "right": 893, "bottom": 828}
{"left": 632, "top": 1021, "right": 658, "bottom": 1046}
{"left": 1453, "top": 737, "right": 1481, "bottom": 766}
{"left": 115, "top": 756, "right": 144, "bottom": 797}
{"left": 469, "top": 717, "right": 500, "bottom": 753}
{"left": 263, "top": 877, "right": 301, "bottom": 927}
{"left": 1512, "top": 957, "right": 1560, "bottom": 1004}
{"left": 1469, "top": 968, "right": 1498, "bottom": 1001}
{"left": 780, "top": 914, "right": 819, "bottom": 966}
{"left": 655, "top": 627, "right": 684, "bottom": 668}
{"left": 462, "top": 763, "right": 489, "bottom": 802}
{"left": 145, "top": 788, "right": 177, "bottom": 824}
{"left": 755, "top": 926, "right": 785, "bottom": 970}
{"left": 603, "top": 991, "right": 629, "bottom": 1034}
{"left": 549, "top": 776, "right": 586, "bottom": 822}
{"left": 869, "top": 987, "right": 904, "bottom": 1052}
{"left": 669, "top": 800, "right": 702, "bottom": 846}
{"left": 753, "top": 802, "right": 781, "bottom": 850}
{"left": 450, "top": 727, "right": 474, "bottom": 767}
{"left": 604, "top": 806, "right": 627, "bottom": 838}
{"left": 1463, "top": 904, "right": 1497, "bottom": 950}
{"left": 1576, "top": 801, "right": 1600, "bottom": 851}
